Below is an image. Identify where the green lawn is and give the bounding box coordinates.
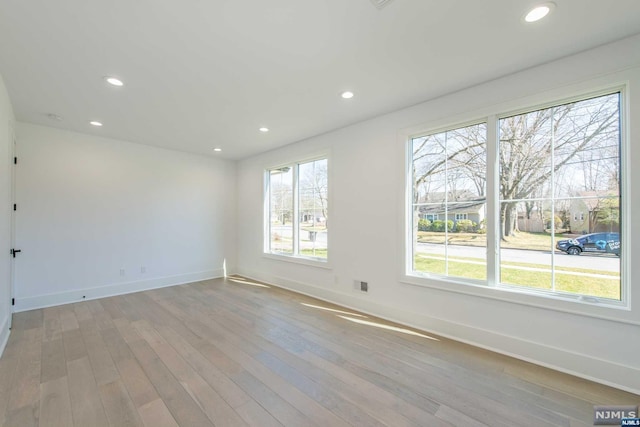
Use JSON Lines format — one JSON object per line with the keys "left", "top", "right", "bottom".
{"left": 414, "top": 255, "right": 620, "bottom": 300}
{"left": 417, "top": 230, "right": 567, "bottom": 251}
{"left": 300, "top": 248, "right": 327, "bottom": 258}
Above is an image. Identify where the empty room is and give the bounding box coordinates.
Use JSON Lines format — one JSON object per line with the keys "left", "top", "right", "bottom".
{"left": 1, "top": 1, "right": 639, "bottom": 426}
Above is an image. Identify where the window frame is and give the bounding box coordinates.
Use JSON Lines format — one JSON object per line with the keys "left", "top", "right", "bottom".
{"left": 403, "top": 85, "right": 628, "bottom": 312}
{"left": 264, "top": 155, "right": 330, "bottom": 266}
{"left": 408, "top": 120, "right": 488, "bottom": 284}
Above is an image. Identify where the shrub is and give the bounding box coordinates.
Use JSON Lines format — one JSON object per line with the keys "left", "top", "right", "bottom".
{"left": 455, "top": 219, "right": 476, "bottom": 232}
{"left": 477, "top": 219, "right": 487, "bottom": 234}
{"left": 431, "top": 220, "right": 445, "bottom": 232}
{"left": 431, "top": 219, "right": 454, "bottom": 232}
{"left": 418, "top": 219, "right": 431, "bottom": 231}
{"left": 547, "top": 215, "right": 563, "bottom": 231}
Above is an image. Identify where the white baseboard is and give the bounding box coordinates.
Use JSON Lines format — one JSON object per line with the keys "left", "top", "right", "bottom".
{"left": 0, "top": 313, "right": 10, "bottom": 358}
{"left": 13, "top": 269, "right": 224, "bottom": 312}
{"left": 237, "top": 268, "right": 640, "bottom": 395}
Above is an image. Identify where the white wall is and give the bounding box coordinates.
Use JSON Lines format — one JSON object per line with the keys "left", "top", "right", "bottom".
{"left": 0, "top": 75, "right": 15, "bottom": 356}
{"left": 237, "top": 35, "right": 640, "bottom": 393}
{"left": 14, "top": 123, "right": 236, "bottom": 311}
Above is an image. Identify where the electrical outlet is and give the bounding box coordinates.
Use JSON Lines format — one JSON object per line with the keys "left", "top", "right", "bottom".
{"left": 353, "top": 280, "right": 368, "bottom": 292}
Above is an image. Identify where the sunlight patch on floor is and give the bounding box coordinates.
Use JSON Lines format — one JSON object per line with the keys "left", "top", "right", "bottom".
{"left": 301, "top": 303, "right": 367, "bottom": 318}
{"left": 227, "top": 276, "right": 270, "bottom": 288}
{"left": 338, "top": 315, "right": 440, "bottom": 340}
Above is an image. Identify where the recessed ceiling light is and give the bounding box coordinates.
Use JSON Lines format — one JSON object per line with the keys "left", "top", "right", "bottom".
{"left": 259, "top": 127, "right": 269, "bottom": 132}
{"left": 90, "top": 121, "right": 103, "bottom": 127}
{"left": 341, "top": 91, "right": 354, "bottom": 99}
{"left": 104, "top": 76, "right": 124, "bottom": 87}
{"left": 213, "top": 148, "right": 222, "bottom": 152}
{"left": 524, "top": 2, "right": 554, "bottom": 23}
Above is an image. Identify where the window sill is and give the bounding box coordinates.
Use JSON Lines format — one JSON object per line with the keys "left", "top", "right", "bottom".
{"left": 401, "top": 273, "right": 638, "bottom": 326}
{"left": 263, "top": 252, "right": 332, "bottom": 269}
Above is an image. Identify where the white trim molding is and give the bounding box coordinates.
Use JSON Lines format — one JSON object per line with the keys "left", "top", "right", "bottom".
{"left": 13, "top": 269, "right": 224, "bottom": 312}
{"left": 0, "top": 314, "right": 10, "bottom": 357}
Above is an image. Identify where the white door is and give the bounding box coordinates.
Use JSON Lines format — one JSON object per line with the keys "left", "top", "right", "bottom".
{"left": 9, "top": 122, "right": 16, "bottom": 325}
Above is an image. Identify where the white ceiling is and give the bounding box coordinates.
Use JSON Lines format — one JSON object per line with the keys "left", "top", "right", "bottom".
{"left": 1, "top": 0, "right": 640, "bottom": 160}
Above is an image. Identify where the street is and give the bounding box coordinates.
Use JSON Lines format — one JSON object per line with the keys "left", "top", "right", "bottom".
{"left": 416, "top": 242, "right": 619, "bottom": 273}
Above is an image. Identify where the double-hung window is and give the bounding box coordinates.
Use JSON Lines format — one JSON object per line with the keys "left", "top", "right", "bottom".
{"left": 408, "top": 91, "right": 623, "bottom": 303}
{"left": 410, "top": 123, "right": 487, "bottom": 281}
{"left": 498, "top": 93, "right": 621, "bottom": 299}
{"left": 266, "top": 158, "right": 328, "bottom": 260}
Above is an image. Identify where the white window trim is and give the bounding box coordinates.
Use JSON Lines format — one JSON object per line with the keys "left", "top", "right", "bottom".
{"left": 263, "top": 154, "right": 330, "bottom": 267}
{"left": 401, "top": 83, "right": 631, "bottom": 322}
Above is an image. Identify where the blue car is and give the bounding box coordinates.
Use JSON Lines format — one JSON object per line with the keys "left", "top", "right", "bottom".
{"left": 556, "top": 232, "right": 620, "bottom": 256}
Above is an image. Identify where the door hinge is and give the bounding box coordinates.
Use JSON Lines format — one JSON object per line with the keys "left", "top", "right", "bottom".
{"left": 13, "top": 203, "right": 16, "bottom": 211}
{"left": 13, "top": 157, "right": 17, "bottom": 165}
{"left": 11, "top": 298, "right": 15, "bottom": 306}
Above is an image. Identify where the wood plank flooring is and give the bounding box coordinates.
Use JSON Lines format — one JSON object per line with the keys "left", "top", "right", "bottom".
{"left": 1, "top": 276, "right": 638, "bottom": 426}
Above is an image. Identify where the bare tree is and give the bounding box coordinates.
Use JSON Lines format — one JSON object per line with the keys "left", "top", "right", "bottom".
{"left": 299, "top": 159, "right": 328, "bottom": 227}
{"left": 269, "top": 171, "right": 293, "bottom": 225}
{"left": 499, "top": 94, "right": 618, "bottom": 237}
{"left": 413, "top": 125, "right": 487, "bottom": 203}
{"left": 411, "top": 93, "right": 620, "bottom": 241}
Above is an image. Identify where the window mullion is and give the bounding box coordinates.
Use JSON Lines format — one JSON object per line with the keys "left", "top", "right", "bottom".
{"left": 550, "top": 107, "right": 556, "bottom": 293}
{"left": 293, "top": 164, "right": 300, "bottom": 256}
{"left": 444, "top": 131, "right": 449, "bottom": 276}
{"left": 486, "top": 115, "right": 499, "bottom": 287}
{"left": 266, "top": 172, "right": 272, "bottom": 253}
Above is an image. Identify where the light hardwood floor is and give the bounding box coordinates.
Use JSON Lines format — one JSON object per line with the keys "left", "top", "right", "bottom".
{"left": 0, "top": 276, "right": 638, "bottom": 426}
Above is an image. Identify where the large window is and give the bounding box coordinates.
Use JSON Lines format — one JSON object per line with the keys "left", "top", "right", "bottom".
{"left": 408, "top": 91, "right": 623, "bottom": 303}
{"left": 266, "top": 158, "right": 328, "bottom": 260}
